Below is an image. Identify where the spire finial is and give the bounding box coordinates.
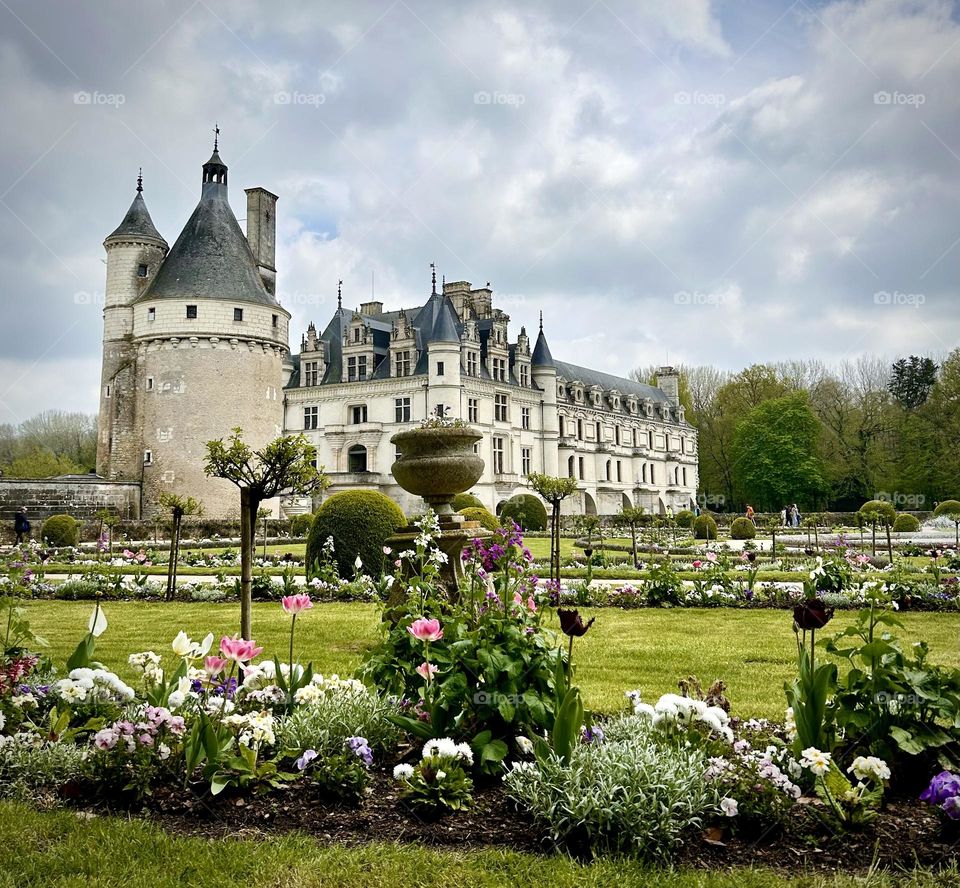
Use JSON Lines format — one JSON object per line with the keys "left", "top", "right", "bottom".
{"left": 430, "top": 262, "right": 437, "bottom": 294}
{"left": 337, "top": 279, "right": 343, "bottom": 310}
{"left": 539, "top": 310, "right": 543, "bottom": 332}
{"left": 136, "top": 167, "right": 143, "bottom": 193}
{"left": 213, "top": 123, "right": 220, "bottom": 151}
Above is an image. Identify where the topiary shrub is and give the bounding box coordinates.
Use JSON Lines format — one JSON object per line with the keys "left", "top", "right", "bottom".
{"left": 452, "top": 492, "right": 484, "bottom": 512}
{"left": 41, "top": 514, "right": 79, "bottom": 548}
{"left": 307, "top": 491, "right": 406, "bottom": 578}
{"left": 693, "top": 514, "right": 718, "bottom": 541}
{"left": 499, "top": 494, "right": 548, "bottom": 531}
{"left": 289, "top": 513, "right": 315, "bottom": 537}
{"left": 458, "top": 507, "right": 500, "bottom": 532}
{"left": 892, "top": 513, "right": 920, "bottom": 533}
{"left": 729, "top": 517, "right": 756, "bottom": 540}
{"left": 675, "top": 509, "right": 695, "bottom": 529}
{"left": 858, "top": 500, "right": 897, "bottom": 526}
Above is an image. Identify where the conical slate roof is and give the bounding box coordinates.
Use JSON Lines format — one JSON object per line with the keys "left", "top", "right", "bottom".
{"left": 138, "top": 173, "right": 274, "bottom": 306}
{"left": 427, "top": 292, "right": 461, "bottom": 343}
{"left": 105, "top": 192, "right": 166, "bottom": 247}
{"left": 532, "top": 327, "right": 554, "bottom": 367}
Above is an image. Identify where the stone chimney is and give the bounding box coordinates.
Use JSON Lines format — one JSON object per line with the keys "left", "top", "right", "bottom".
{"left": 244, "top": 187, "right": 278, "bottom": 296}
{"left": 359, "top": 301, "right": 383, "bottom": 316}
{"left": 656, "top": 366, "right": 680, "bottom": 407}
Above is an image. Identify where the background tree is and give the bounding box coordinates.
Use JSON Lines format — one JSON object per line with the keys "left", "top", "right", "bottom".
{"left": 0, "top": 411, "right": 96, "bottom": 477}
{"left": 732, "top": 392, "right": 826, "bottom": 511}
{"left": 158, "top": 493, "right": 203, "bottom": 601}
{"left": 933, "top": 500, "right": 960, "bottom": 548}
{"left": 527, "top": 473, "right": 578, "bottom": 585}
{"left": 888, "top": 356, "right": 938, "bottom": 410}
{"left": 614, "top": 505, "right": 646, "bottom": 566}
{"left": 205, "top": 430, "right": 325, "bottom": 637}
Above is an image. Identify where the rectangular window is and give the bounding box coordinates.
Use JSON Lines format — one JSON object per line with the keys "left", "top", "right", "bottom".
{"left": 648, "top": 430, "right": 654, "bottom": 449}
{"left": 354, "top": 327, "right": 361, "bottom": 343}
{"left": 615, "top": 426, "right": 620, "bottom": 446}
{"left": 143, "top": 450, "right": 152, "bottom": 465}
{"left": 492, "top": 437, "right": 505, "bottom": 474}
{"left": 303, "top": 361, "right": 319, "bottom": 387}
{"left": 147, "top": 307, "right": 155, "bottom": 322}
{"left": 617, "top": 460, "right": 622, "bottom": 482}
{"left": 519, "top": 364, "right": 529, "bottom": 387}
{"left": 394, "top": 397, "right": 411, "bottom": 423}
{"left": 578, "top": 457, "right": 585, "bottom": 480}
{"left": 467, "top": 351, "right": 479, "bottom": 376}
{"left": 146, "top": 377, "right": 154, "bottom": 391}
{"left": 521, "top": 446, "right": 531, "bottom": 475}
{"left": 395, "top": 350, "right": 411, "bottom": 377}
{"left": 521, "top": 406, "right": 530, "bottom": 430}
{"left": 272, "top": 314, "right": 278, "bottom": 328}
{"left": 596, "top": 421, "right": 602, "bottom": 441}
{"left": 468, "top": 398, "right": 479, "bottom": 423}
{"left": 186, "top": 305, "right": 197, "bottom": 319}
{"left": 492, "top": 357, "right": 506, "bottom": 381}
{"left": 104, "top": 385, "right": 111, "bottom": 398}
{"left": 347, "top": 357, "right": 357, "bottom": 382}
{"left": 303, "top": 406, "right": 318, "bottom": 430}
{"left": 351, "top": 404, "right": 367, "bottom": 424}
{"left": 137, "top": 264, "right": 148, "bottom": 278}
{"left": 495, "top": 393, "right": 508, "bottom": 422}
{"left": 234, "top": 307, "right": 243, "bottom": 322}
{"left": 437, "top": 361, "right": 445, "bottom": 376}
{"left": 649, "top": 463, "right": 655, "bottom": 484}
{"left": 358, "top": 355, "right": 368, "bottom": 381}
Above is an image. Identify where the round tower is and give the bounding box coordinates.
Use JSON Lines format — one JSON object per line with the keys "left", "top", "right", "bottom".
{"left": 97, "top": 172, "right": 168, "bottom": 480}
{"left": 531, "top": 313, "right": 559, "bottom": 476}
{"left": 131, "top": 138, "right": 290, "bottom": 517}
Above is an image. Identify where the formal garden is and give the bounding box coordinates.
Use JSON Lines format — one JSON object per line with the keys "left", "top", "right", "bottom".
{"left": 2, "top": 431, "right": 960, "bottom": 886}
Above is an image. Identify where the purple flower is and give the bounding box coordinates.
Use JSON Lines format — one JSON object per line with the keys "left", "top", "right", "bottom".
{"left": 347, "top": 735, "right": 373, "bottom": 766}
{"left": 920, "top": 770, "right": 960, "bottom": 806}
{"left": 296, "top": 749, "right": 318, "bottom": 771}
{"left": 944, "top": 796, "right": 960, "bottom": 820}
{"left": 581, "top": 725, "right": 604, "bottom": 744}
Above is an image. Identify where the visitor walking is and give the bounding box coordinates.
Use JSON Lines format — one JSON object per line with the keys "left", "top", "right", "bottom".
{"left": 780, "top": 506, "right": 788, "bottom": 526}
{"left": 745, "top": 504, "right": 755, "bottom": 524}
{"left": 791, "top": 503, "right": 802, "bottom": 528}
{"left": 14, "top": 507, "right": 30, "bottom": 544}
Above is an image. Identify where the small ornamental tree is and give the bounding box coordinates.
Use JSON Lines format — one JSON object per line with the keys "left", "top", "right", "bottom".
{"left": 614, "top": 505, "right": 646, "bottom": 567}
{"left": 157, "top": 492, "right": 203, "bottom": 601}
{"left": 858, "top": 500, "right": 896, "bottom": 561}
{"left": 205, "top": 429, "right": 327, "bottom": 638}
{"left": 527, "top": 473, "right": 579, "bottom": 585}
{"left": 934, "top": 500, "right": 960, "bottom": 548}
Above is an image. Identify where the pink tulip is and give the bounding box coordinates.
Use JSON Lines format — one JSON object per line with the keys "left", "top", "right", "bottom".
{"left": 203, "top": 656, "right": 228, "bottom": 676}
{"left": 219, "top": 635, "right": 264, "bottom": 664}
{"left": 282, "top": 593, "right": 313, "bottom": 615}
{"left": 527, "top": 596, "right": 537, "bottom": 612}
{"left": 416, "top": 661, "right": 438, "bottom": 682}
{"left": 692, "top": 560, "right": 703, "bottom": 569}
{"left": 513, "top": 591, "right": 523, "bottom": 606}
{"left": 407, "top": 617, "right": 443, "bottom": 642}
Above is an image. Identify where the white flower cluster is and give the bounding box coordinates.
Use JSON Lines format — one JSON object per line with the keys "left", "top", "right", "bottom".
{"left": 848, "top": 755, "right": 891, "bottom": 783}
{"left": 422, "top": 737, "right": 474, "bottom": 765}
{"left": 128, "top": 651, "right": 163, "bottom": 684}
{"left": 800, "top": 746, "right": 831, "bottom": 776}
{"left": 706, "top": 743, "right": 802, "bottom": 800}
{"left": 627, "top": 691, "right": 733, "bottom": 742}
{"left": 223, "top": 710, "right": 276, "bottom": 749}
{"left": 784, "top": 707, "right": 797, "bottom": 742}
{"left": 292, "top": 673, "right": 367, "bottom": 706}
{"left": 54, "top": 668, "right": 135, "bottom": 705}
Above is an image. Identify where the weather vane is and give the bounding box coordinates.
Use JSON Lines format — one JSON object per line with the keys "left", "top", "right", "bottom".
{"left": 136, "top": 167, "right": 143, "bottom": 193}
{"left": 430, "top": 262, "right": 436, "bottom": 294}
{"left": 337, "top": 279, "right": 343, "bottom": 310}
{"left": 213, "top": 123, "right": 220, "bottom": 151}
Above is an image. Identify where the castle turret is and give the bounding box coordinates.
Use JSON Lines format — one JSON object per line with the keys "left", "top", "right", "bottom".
{"left": 97, "top": 171, "right": 168, "bottom": 480}
{"left": 531, "top": 313, "right": 559, "bottom": 475}
{"left": 423, "top": 268, "right": 463, "bottom": 420}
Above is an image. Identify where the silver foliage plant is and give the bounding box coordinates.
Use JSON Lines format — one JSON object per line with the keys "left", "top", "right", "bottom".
{"left": 504, "top": 713, "right": 716, "bottom": 859}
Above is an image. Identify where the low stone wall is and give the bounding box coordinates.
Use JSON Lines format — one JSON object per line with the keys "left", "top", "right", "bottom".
{"left": 0, "top": 478, "right": 141, "bottom": 537}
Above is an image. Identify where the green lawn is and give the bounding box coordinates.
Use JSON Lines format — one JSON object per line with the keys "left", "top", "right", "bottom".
{"left": 0, "top": 801, "right": 953, "bottom": 888}
{"left": 22, "top": 600, "right": 960, "bottom": 719}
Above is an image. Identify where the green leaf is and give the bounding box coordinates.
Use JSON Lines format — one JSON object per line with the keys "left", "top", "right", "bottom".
{"left": 66, "top": 634, "right": 94, "bottom": 671}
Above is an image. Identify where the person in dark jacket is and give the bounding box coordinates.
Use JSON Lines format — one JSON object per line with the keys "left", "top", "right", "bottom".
{"left": 14, "top": 507, "right": 30, "bottom": 544}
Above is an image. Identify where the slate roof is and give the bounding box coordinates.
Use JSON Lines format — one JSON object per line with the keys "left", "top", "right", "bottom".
{"left": 554, "top": 361, "right": 669, "bottom": 402}
{"left": 531, "top": 328, "right": 553, "bottom": 367}
{"left": 104, "top": 192, "right": 166, "bottom": 247}
{"left": 136, "top": 157, "right": 277, "bottom": 307}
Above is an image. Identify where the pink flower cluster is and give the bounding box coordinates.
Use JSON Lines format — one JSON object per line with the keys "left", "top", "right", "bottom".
{"left": 220, "top": 636, "right": 264, "bottom": 664}
{"left": 93, "top": 706, "right": 185, "bottom": 752}
{"left": 282, "top": 593, "right": 313, "bottom": 615}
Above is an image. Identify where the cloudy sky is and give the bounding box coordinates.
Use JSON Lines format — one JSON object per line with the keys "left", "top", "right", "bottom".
{"left": 1, "top": 0, "right": 958, "bottom": 421}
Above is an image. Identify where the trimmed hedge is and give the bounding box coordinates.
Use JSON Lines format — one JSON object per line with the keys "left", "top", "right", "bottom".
{"left": 693, "top": 514, "right": 718, "bottom": 541}
{"left": 729, "top": 517, "right": 756, "bottom": 540}
{"left": 288, "top": 513, "right": 315, "bottom": 537}
{"left": 306, "top": 491, "right": 406, "bottom": 578}
{"left": 892, "top": 513, "right": 920, "bottom": 533}
{"left": 858, "top": 500, "right": 897, "bottom": 526}
{"left": 675, "top": 509, "right": 695, "bottom": 529}
{"left": 41, "top": 514, "right": 80, "bottom": 547}
{"left": 499, "top": 494, "right": 548, "bottom": 531}
{"left": 458, "top": 507, "right": 500, "bottom": 531}
{"left": 452, "top": 492, "right": 484, "bottom": 512}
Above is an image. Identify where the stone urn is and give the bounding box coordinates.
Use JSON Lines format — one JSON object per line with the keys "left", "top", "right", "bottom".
{"left": 390, "top": 425, "right": 484, "bottom": 516}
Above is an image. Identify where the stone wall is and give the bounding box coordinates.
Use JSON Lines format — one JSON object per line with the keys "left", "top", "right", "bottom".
{"left": 0, "top": 478, "right": 141, "bottom": 532}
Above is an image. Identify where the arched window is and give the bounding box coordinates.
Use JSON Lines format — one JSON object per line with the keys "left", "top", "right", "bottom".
{"left": 348, "top": 445, "right": 368, "bottom": 473}
{"left": 605, "top": 460, "right": 612, "bottom": 481}
{"left": 567, "top": 454, "right": 575, "bottom": 478}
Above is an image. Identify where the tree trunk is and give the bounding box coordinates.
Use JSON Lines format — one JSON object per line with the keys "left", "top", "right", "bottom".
{"left": 240, "top": 488, "right": 257, "bottom": 639}
{"left": 551, "top": 501, "right": 561, "bottom": 585}
{"left": 630, "top": 524, "right": 638, "bottom": 567}
{"left": 885, "top": 523, "right": 893, "bottom": 563}
{"left": 165, "top": 514, "right": 178, "bottom": 601}
{"left": 871, "top": 524, "right": 876, "bottom": 557}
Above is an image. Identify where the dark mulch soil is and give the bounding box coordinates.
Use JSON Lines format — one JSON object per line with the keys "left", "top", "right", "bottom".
{"left": 67, "top": 775, "right": 960, "bottom": 873}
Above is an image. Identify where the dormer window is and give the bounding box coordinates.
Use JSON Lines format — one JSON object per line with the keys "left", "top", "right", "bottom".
{"left": 354, "top": 327, "right": 361, "bottom": 343}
